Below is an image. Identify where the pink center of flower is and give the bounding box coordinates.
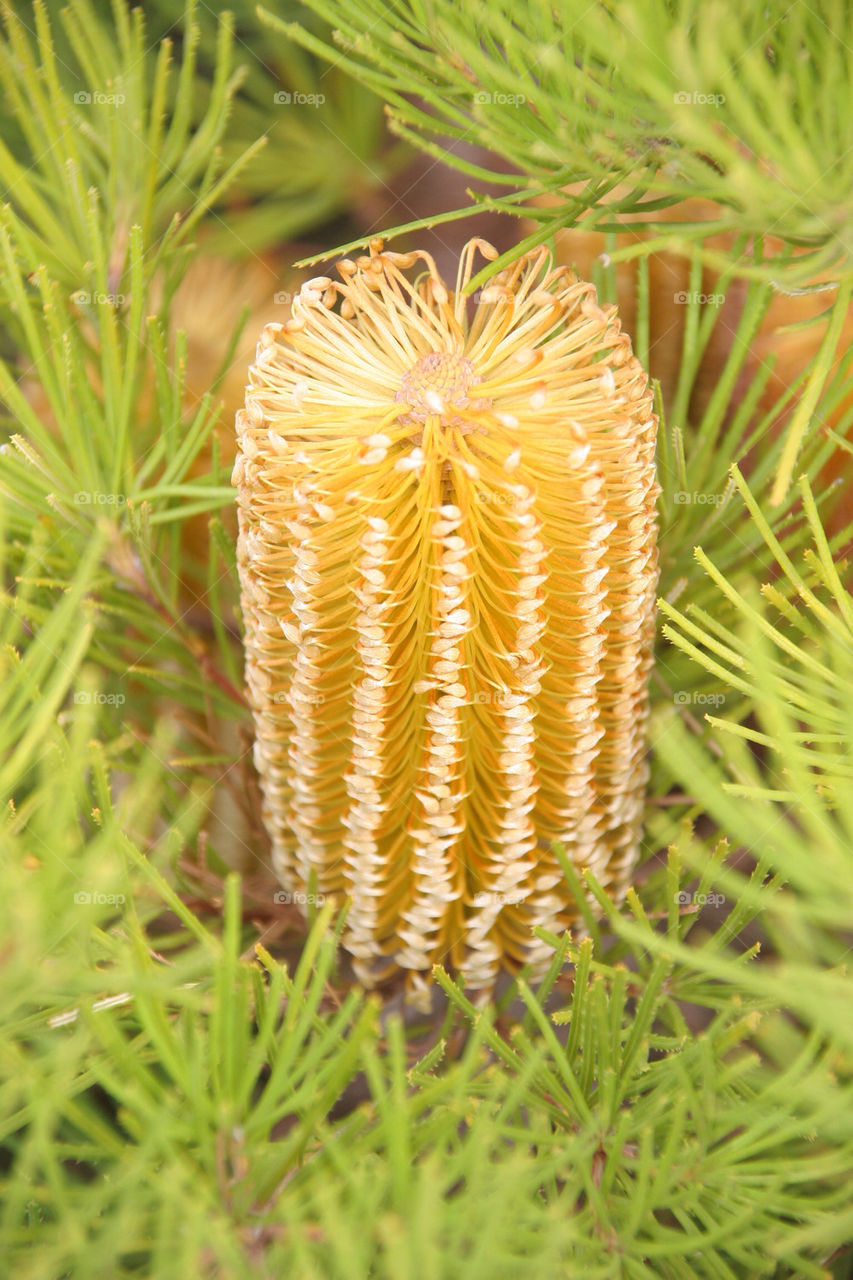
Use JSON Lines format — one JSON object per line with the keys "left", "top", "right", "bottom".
{"left": 396, "top": 350, "right": 489, "bottom": 424}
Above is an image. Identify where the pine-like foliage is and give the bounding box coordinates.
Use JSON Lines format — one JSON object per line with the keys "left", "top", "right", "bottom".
{"left": 277, "top": 0, "right": 853, "bottom": 280}
{"left": 2, "top": 1, "right": 853, "bottom": 1277}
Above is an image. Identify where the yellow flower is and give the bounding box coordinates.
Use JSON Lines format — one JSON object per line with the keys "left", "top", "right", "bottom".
{"left": 235, "top": 238, "right": 659, "bottom": 1006}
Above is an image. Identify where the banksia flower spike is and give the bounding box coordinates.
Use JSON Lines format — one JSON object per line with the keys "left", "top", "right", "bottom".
{"left": 235, "top": 238, "right": 659, "bottom": 1006}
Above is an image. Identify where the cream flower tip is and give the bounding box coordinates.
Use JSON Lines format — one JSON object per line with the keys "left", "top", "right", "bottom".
{"left": 236, "top": 238, "right": 659, "bottom": 1003}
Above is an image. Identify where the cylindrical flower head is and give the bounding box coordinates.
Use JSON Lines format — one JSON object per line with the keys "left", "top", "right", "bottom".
{"left": 235, "top": 238, "right": 659, "bottom": 1006}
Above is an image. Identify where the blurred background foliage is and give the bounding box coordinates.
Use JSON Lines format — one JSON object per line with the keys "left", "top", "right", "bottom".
{"left": 1, "top": 1, "right": 852, "bottom": 1276}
